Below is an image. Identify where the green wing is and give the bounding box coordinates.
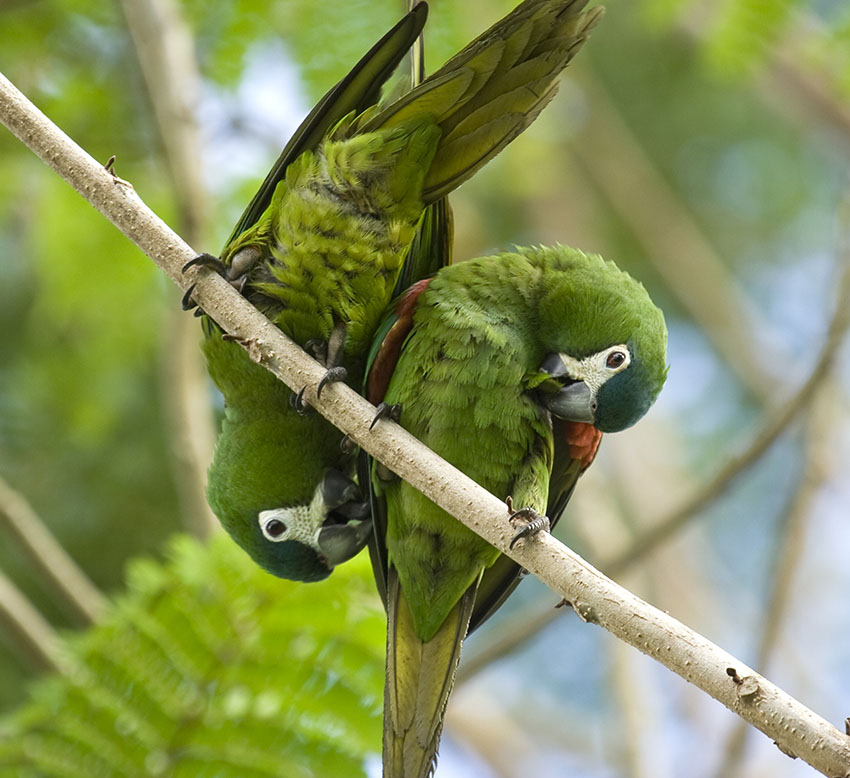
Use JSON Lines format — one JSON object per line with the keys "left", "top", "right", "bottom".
{"left": 221, "top": 3, "right": 429, "bottom": 250}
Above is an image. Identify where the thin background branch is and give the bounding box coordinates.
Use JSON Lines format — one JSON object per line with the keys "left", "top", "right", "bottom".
{"left": 0, "top": 474, "right": 106, "bottom": 626}
{"left": 2, "top": 71, "right": 849, "bottom": 777}
{"left": 120, "top": 0, "right": 218, "bottom": 539}
{"left": 0, "top": 566, "right": 64, "bottom": 674}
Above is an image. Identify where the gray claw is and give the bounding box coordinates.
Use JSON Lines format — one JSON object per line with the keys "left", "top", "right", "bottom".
{"left": 316, "top": 366, "right": 348, "bottom": 398}
{"left": 181, "top": 284, "right": 198, "bottom": 311}
{"left": 369, "top": 402, "right": 402, "bottom": 430}
{"left": 507, "top": 505, "right": 551, "bottom": 550}
{"left": 182, "top": 252, "right": 227, "bottom": 275}
{"left": 289, "top": 386, "right": 311, "bottom": 415}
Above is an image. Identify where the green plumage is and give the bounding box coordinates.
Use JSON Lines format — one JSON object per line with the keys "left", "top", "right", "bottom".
{"left": 370, "top": 246, "right": 667, "bottom": 777}
{"left": 201, "top": 0, "right": 604, "bottom": 581}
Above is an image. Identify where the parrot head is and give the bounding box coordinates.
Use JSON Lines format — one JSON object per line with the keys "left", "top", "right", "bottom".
{"left": 251, "top": 468, "right": 372, "bottom": 582}
{"left": 531, "top": 246, "right": 668, "bottom": 433}
{"left": 206, "top": 415, "right": 372, "bottom": 582}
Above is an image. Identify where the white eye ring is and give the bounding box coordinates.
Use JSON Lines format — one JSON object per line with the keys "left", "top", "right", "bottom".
{"left": 602, "top": 345, "right": 630, "bottom": 373}
{"left": 259, "top": 511, "right": 290, "bottom": 542}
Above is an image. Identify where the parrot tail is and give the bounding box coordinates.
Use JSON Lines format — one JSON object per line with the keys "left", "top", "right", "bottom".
{"left": 383, "top": 569, "right": 477, "bottom": 778}
{"left": 362, "top": 0, "right": 605, "bottom": 202}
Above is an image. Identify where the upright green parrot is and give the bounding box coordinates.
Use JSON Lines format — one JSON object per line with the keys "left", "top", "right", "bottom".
{"left": 187, "top": 0, "right": 604, "bottom": 582}
{"left": 364, "top": 245, "right": 668, "bottom": 777}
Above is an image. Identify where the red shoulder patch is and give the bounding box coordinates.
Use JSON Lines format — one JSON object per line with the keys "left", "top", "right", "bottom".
{"left": 366, "top": 278, "right": 432, "bottom": 404}
{"left": 559, "top": 421, "right": 602, "bottom": 472}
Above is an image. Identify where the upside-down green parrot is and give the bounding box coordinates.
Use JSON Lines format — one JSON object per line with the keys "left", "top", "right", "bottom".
{"left": 364, "top": 246, "right": 667, "bottom": 777}
{"left": 188, "top": 0, "right": 604, "bottom": 582}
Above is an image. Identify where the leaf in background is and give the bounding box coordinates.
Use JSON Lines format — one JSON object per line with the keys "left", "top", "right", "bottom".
{"left": 0, "top": 535, "right": 385, "bottom": 777}
{"left": 704, "top": 0, "right": 799, "bottom": 75}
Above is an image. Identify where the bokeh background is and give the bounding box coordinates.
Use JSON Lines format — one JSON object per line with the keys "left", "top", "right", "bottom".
{"left": 1, "top": 0, "right": 849, "bottom": 776}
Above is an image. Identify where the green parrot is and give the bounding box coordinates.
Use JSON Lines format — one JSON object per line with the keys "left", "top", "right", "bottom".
{"left": 187, "top": 0, "right": 604, "bottom": 582}
{"left": 364, "top": 245, "right": 668, "bottom": 777}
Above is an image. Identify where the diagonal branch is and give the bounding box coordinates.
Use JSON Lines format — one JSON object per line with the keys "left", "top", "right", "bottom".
{"left": 0, "top": 566, "right": 65, "bottom": 674}
{"left": 2, "top": 71, "right": 849, "bottom": 776}
{"left": 0, "top": 474, "right": 106, "bottom": 626}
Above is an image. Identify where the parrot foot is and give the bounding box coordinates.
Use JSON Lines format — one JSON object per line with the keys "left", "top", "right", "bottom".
{"left": 339, "top": 435, "right": 358, "bottom": 455}
{"left": 369, "top": 402, "right": 402, "bottom": 430}
{"left": 304, "top": 338, "right": 328, "bottom": 364}
{"left": 181, "top": 284, "right": 199, "bottom": 311}
{"left": 182, "top": 252, "right": 228, "bottom": 275}
{"left": 326, "top": 322, "right": 347, "bottom": 369}
{"left": 506, "top": 497, "right": 551, "bottom": 550}
{"left": 316, "top": 366, "right": 348, "bottom": 399}
{"left": 180, "top": 253, "right": 249, "bottom": 311}
{"left": 289, "top": 386, "right": 313, "bottom": 416}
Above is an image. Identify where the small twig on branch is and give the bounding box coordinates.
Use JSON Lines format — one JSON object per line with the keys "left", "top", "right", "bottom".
{"left": 0, "top": 474, "right": 106, "bottom": 626}
{"left": 2, "top": 71, "right": 850, "bottom": 776}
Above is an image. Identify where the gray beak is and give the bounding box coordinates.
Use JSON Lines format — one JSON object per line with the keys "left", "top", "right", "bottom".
{"left": 543, "top": 381, "right": 597, "bottom": 423}
{"left": 317, "top": 519, "right": 373, "bottom": 568}
{"left": 320, "top": 469, "right": 360, "bottom": 509}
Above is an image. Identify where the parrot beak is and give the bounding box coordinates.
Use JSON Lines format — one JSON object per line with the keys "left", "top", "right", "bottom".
{"left": 538, "top": 352, "right": 597, "bottom": 423}
{"left": 320, "top": 469, "right": 361, "bottom": 509}
{"left": 543, "top": 381, "right": 597, "bottom": 423}
{"left": 317, "top": 518, "right": 373, "bottom": 568}
{"left": 315, "top": 468, "right": 372, "bottom": 567}
{"left": 539, "top": 351, "right": 570, "bottom": 378}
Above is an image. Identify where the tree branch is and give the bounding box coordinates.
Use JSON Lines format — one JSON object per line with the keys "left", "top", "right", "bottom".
{"left": 0, "top": 474, "right": 106, "bottom": 626}
{"left": 2, "top": 71, "right": 849, "bottom": 776}
{"left": 0, "top": 566, "right": 64, "bottom": 674}
{"left": 120, "top": 0, "right": 218, "bottom": 539}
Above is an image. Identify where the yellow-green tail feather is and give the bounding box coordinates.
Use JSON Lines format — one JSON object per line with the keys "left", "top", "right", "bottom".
{"left": 383, "top": 570, "right": 477, "bottom": 778}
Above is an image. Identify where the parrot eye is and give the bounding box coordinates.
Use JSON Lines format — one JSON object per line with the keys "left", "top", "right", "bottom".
{"left": 606, "top": 351, "right": 626, "bottom": 369}
{"left": 262, "top": 518, "right": 288, "bottom": 540}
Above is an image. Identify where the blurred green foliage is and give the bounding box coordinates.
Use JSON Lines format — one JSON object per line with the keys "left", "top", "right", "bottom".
{"left": 0, "top": 537, "right": 384, "bottom": 777}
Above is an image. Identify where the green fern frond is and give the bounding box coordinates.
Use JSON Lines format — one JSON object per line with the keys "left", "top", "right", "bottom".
{"left": 0, "top": 535, "right": 384, "bottom": 777}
